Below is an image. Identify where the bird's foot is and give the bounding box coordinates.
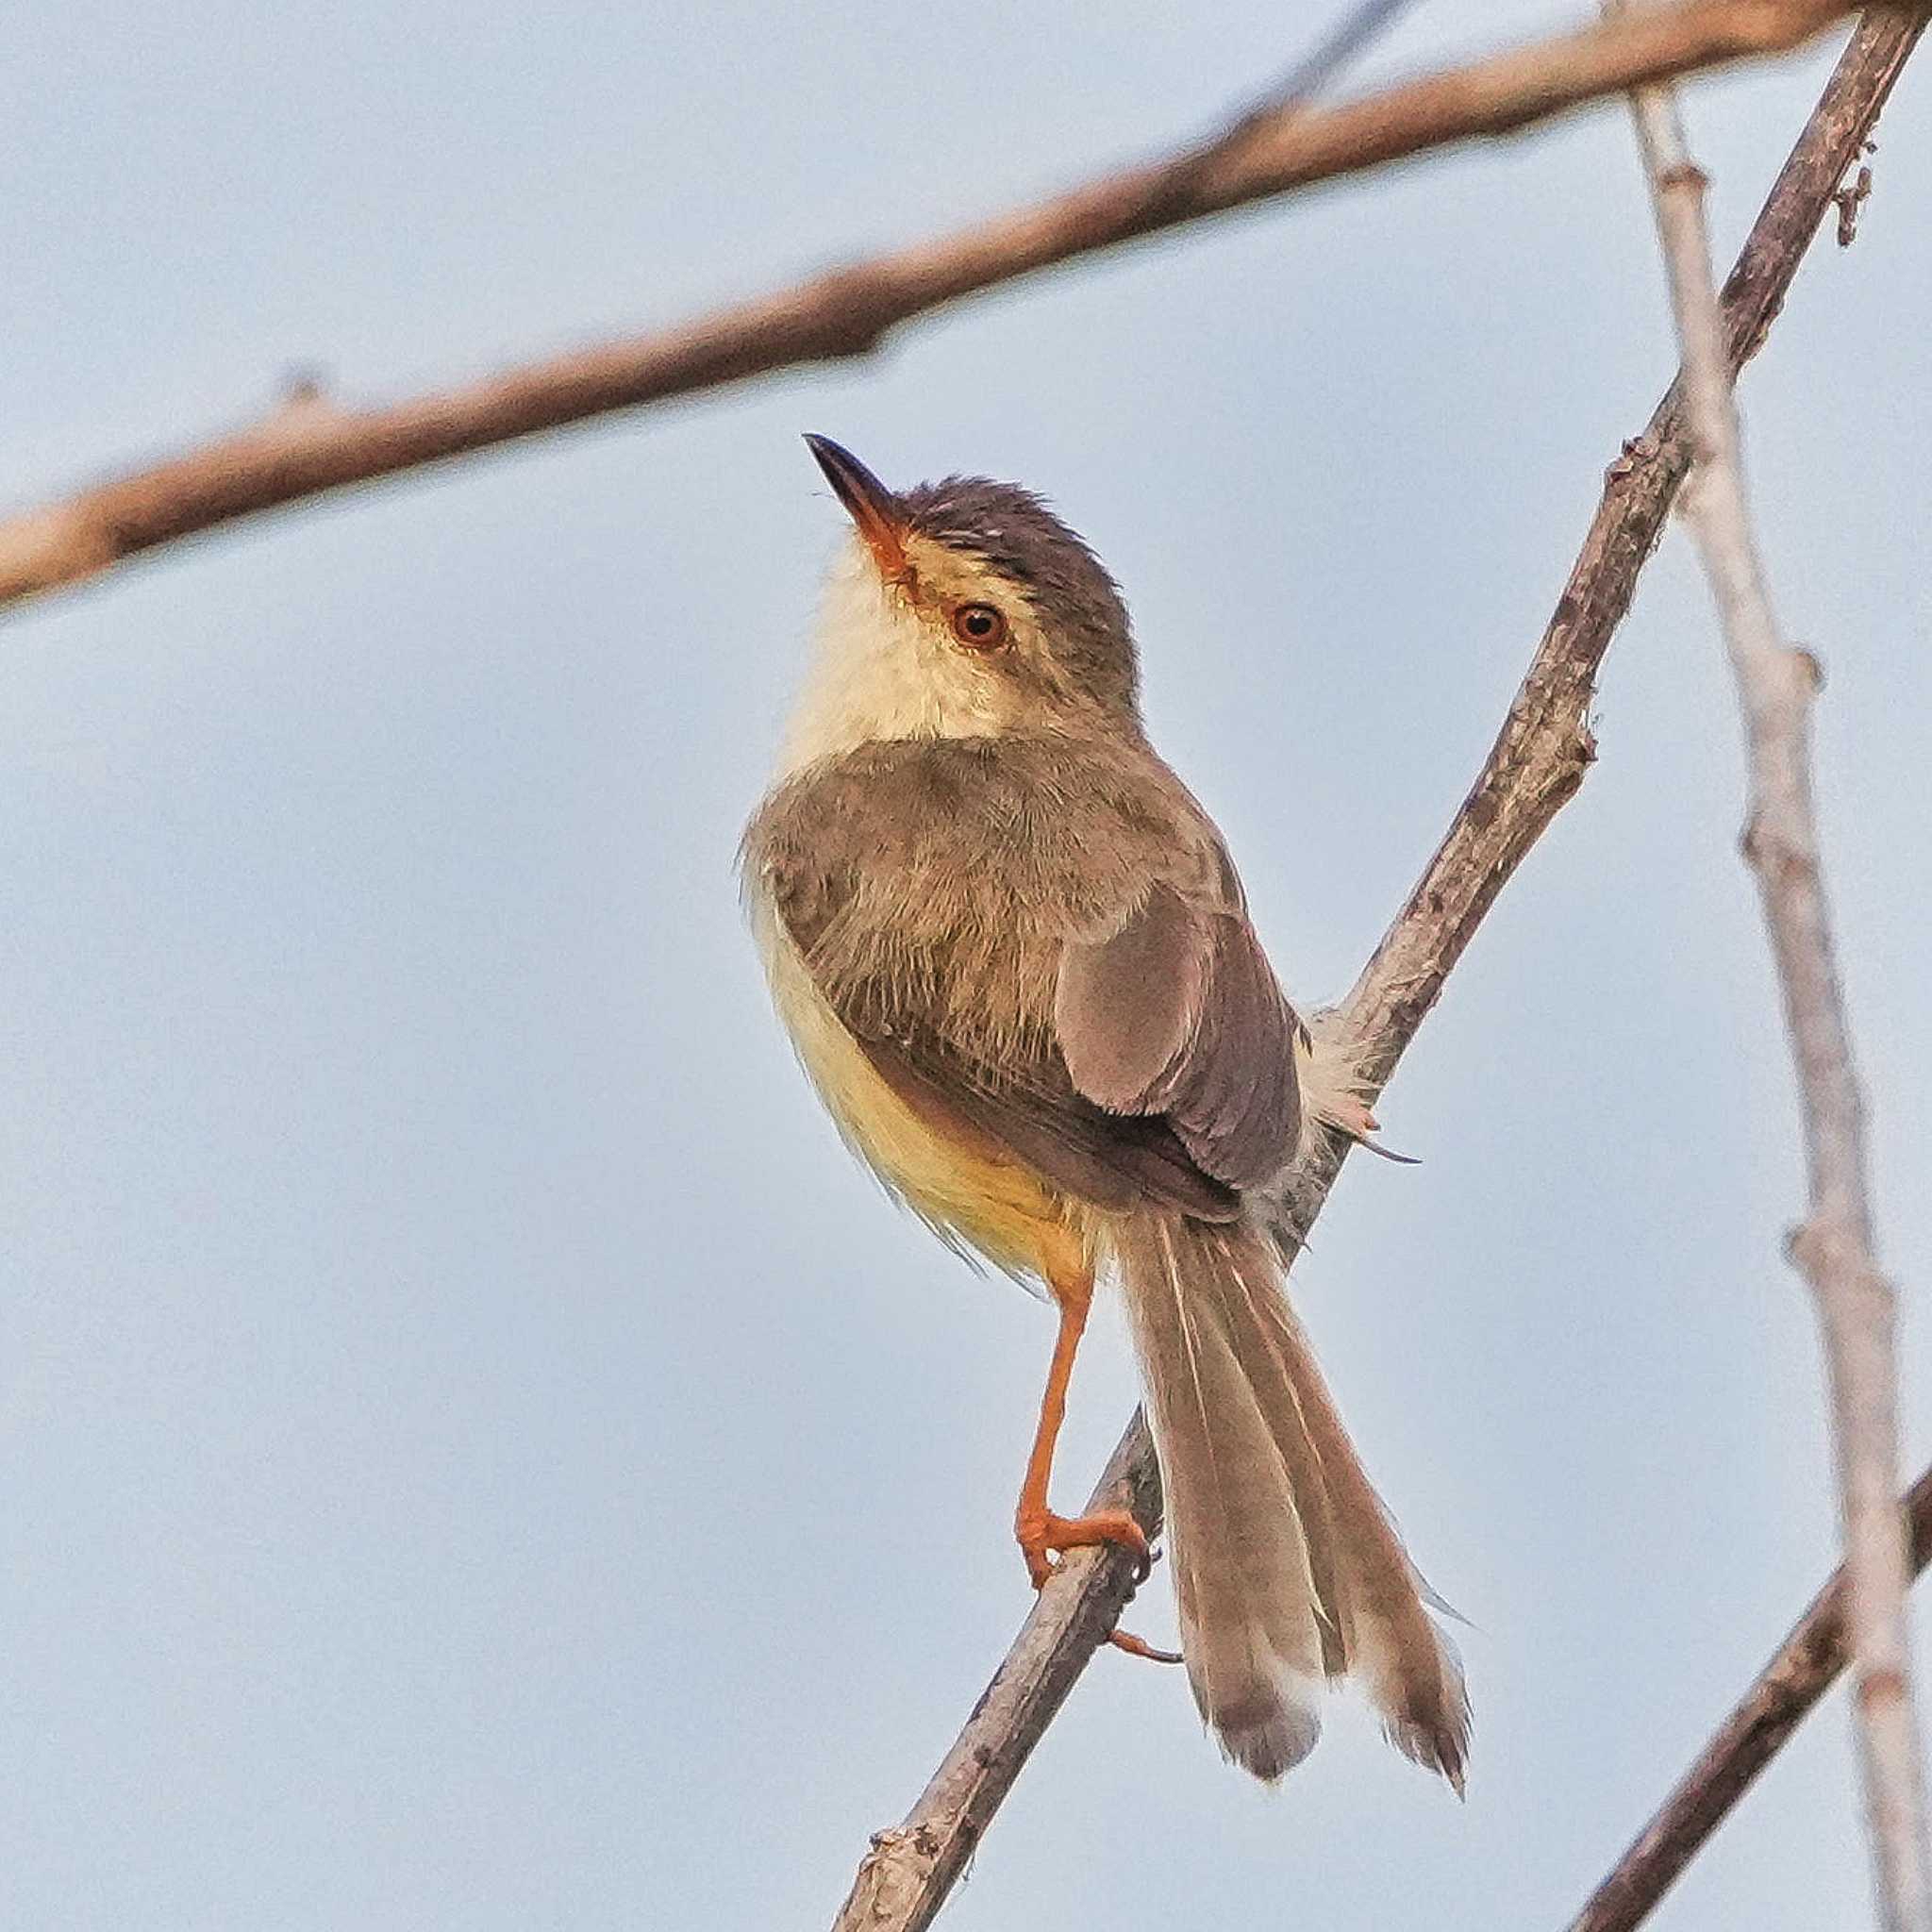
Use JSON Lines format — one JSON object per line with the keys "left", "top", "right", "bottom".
{"left": 1015, "top": 1507, "right": 1182, "bottom": 1665}
{"left": 1017, "top": 1505, "right": 1151, "bottom": 1586}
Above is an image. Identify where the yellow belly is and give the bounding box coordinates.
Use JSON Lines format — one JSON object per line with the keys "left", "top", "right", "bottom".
{"left": 754, "top": 900, "right": 1090, "bottom": 1289}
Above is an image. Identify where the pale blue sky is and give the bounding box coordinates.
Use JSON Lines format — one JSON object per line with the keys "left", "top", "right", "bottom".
{"left": 3, "top": 4, "right": 1929, "bottom": 1927}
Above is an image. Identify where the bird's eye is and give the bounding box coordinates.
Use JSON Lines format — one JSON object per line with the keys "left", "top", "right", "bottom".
{"left": 951, "top": 602, "right": 1008, "bottom": 651}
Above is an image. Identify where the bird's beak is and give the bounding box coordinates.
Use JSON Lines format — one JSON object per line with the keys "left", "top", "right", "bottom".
{"left": 805, "top": 433, "right": 908, "bottom": 581}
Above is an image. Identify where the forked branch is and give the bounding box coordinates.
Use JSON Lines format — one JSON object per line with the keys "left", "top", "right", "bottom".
{"left": 0, "top": 0, "right": 1874, "bottom": 612}
{"left": 830, "top": 12, "right": 1924, "bottom": 1929}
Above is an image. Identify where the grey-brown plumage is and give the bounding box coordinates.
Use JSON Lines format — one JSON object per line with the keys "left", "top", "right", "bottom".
{"left": 743, "top": 438, "right": 1469, "bottom": 1787}
{"left": 749, "top": 732, "right": 1262, "bottom": 1224}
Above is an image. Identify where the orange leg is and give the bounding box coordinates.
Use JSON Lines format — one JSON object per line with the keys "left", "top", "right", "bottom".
{"left": 1015, "top": 1266, "right": 1181, "bottom": 1667}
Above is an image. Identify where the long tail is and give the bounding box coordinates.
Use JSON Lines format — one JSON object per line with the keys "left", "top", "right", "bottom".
{"left": 1114, "top": 1210, "right": 1470, "bottom": 1788}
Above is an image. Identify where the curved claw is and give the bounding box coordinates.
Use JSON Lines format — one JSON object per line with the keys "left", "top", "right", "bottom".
{"left": 1016, "top": 1509, "right": 1176, "bottom": 1663}
{"left": 1108, "top": 1627, "right": 1184, "bottom": 1665}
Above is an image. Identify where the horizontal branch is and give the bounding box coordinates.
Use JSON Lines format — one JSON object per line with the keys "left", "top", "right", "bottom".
{"left": 1566, "top": 1463, "right": 1932, "bottom": 1932}
{"left": 0, "top": 0, "right": 1872, "bottom": 612}
{"left": 828, "top": 12, "right": 1924, "bottom": 1927}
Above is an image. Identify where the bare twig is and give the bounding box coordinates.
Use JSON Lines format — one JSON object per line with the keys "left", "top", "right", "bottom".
{"left": 829, "top": 13, "right": 1924, "bottom": 1929}
{"left": 1835, "top": 155, "right": 1877, "bottom": 239}
{"left": 1149, "top": 0, "right": 1425, "bottom": 213}
{"left": 1618, "top": 33, "right": 1929, "bottom": 1930}
{"left": 1568, "top": 1464, "right": 1932, "bottom": 1932}
{"left": 0, "top": 0, "right": 1871, "bottom": 613}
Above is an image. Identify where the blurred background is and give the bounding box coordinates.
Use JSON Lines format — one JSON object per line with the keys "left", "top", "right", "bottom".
{"left": 3, "top": 2, "right": 1928, "bottom": 1925}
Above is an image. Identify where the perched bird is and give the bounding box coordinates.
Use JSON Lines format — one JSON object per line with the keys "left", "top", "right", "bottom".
{"left": 741, "top": 436, "right": 1469, "bottom": 1786}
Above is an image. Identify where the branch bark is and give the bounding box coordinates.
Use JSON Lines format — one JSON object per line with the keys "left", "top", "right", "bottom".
{"left": 1567, "top": 1464, "right": 1932, "bottom": 1932}
{"left": 0, "top": 0, "right": 1875, "bottom": 613}
{"left": 829, "top": 12, "right": 1925, "bottom": 1928}
{"left": 1617, "top": 27, "right": 1929, "bottom": 1927}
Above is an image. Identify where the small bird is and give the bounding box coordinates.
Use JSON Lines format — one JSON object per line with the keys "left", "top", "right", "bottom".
{"left": 741, "top": 436, "right": 1469, "bottom": 1786}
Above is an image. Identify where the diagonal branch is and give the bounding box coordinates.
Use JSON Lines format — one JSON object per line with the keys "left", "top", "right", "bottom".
{"left": 0, "top": 0, "right": 1874, "bottom": 613}
{"left": 1567, "top": 1463, "right": 1932, "bottom": 1932}
{"left": 1618, "top": 30, "right": 1929, "bottom": 1929}
{"left": 829, "top": 13, "right": 1924, "bottom": 1929}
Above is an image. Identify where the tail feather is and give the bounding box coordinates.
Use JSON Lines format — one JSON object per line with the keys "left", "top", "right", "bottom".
{"left": 1114, "top": 1211, "right": 1470, "bottom": 1790}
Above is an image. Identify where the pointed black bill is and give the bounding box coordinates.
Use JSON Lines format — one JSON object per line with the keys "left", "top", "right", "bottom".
{"left": 803, "top": 433, "right": 908, "bottom": 577}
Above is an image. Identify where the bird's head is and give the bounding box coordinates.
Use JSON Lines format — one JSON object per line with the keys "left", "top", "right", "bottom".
{"left": 780, "top": 435, "right": 1141, "bottom": 772}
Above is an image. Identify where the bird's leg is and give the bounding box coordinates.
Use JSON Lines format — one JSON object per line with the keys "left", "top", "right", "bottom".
{"left": 1013, "top": 1265, "right": 1141, "bottom": 1581}
{"left": 1014, "top": 1264, "right": 1182, "bottom": 1666}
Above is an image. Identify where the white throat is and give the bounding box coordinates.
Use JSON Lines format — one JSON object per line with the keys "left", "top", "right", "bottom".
{"left": 775, "top": 546, "right": 1013, "bottom": 778}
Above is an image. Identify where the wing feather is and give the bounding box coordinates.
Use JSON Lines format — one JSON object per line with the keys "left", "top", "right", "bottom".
{"left": 746, "top": 736, "right": 1299, "bottom": 1220}
{"left": 1057, "top": 880, "right": 1301, "bottom": 1192}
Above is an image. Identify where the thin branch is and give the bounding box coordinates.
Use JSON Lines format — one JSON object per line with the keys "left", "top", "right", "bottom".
{"left": 1568, "top": 1464, "right": 1932, "bottom": 1932}
{"left": 1149, "top": 0, "right": 1427, "bottom": 212}
{"left": 1619, "top": 32, "right": 1929, "bottom": 1930}
{"left": 0, "top": 0, "right": 1873, "bottom": 613}
{"left": 829, "top": 13, "right": 1924, "bottom": 1929}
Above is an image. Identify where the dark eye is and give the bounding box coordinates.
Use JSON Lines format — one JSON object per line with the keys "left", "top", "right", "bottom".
{"left": 951, "top": 602, "right": 1008, "bottom": 651}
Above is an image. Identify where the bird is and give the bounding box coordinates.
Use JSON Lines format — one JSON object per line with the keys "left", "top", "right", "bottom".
{"left": 740, "top": 434, "right": 1469, "bottom": 1787}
